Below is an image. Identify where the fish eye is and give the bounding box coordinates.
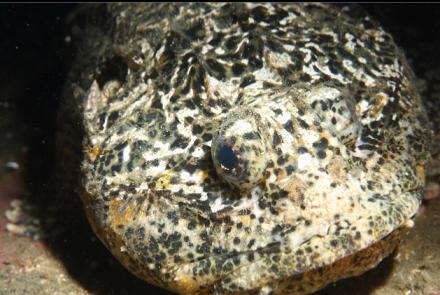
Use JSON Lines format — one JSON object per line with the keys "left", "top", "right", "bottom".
{"left": 212, "top": 110, "right": 268, "bottom": 191}
{"left": 217, "top": 144, "right": 239, "bottom": 171}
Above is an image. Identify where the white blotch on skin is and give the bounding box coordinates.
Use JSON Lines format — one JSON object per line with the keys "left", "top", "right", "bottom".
{"left": 180, "top": 171, "right": 190, "bottom": 181}
{"left": 122, "top": 145, "right": 131, "bottom": 162}
{"left": 297, "top": 153, "right": 313, "bottom": 170}
{"left": 191, "top": 147, "right": 205, "bottom": 158}
{"left": 199, "top": 193, "right": 208, "bottom": 201}
{"left": 231, "top": 120, "right": 254, "bottom": 135}
{"left": 250, "top": 186, "right": 264, "bottom": 218}
{"left": 211, "top": 197, "right": 226, "bottom": 213}
{"left": 358, "top": 57, "right": 367, "bottom": 64}
{"left": 302, "top": 63, "right": 321, "bottom": 81}
{"left": 148, "top": 161, "right": 166, "bottom": 175}
{"left": 277, "top": 110, "right": 292, "bottom": 125}
{"left": 342, "top": 59, "right": 356, "bottom": 73}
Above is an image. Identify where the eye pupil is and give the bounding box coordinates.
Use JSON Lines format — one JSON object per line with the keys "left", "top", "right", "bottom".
{"left": 218, "top": 145, "right": 238, "bottom": 170}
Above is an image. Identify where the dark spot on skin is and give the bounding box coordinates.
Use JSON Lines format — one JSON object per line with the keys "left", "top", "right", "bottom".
{"left": 300, "top": 73, "right": 311, "bottom": 82}
{"left": 107, "top": 111, "right": 119, "bottom": 127}
{"left": 111, "top": 164, "right": 122, "bottom": 174}
{"left": 148, "top": 130, "right": 157, "bottom": 138}
{"left": 317, "top": 150, "right": 326, "bottom": 159}
{"left": 243, "top": 132, "right": 258, "bottom": 140}
{"left": 270, "top": 264, "right": 279, "bottom": 273}
{"left": 297, "top": 147, "right": 308, "bottom": 154}
{"left": 298, "top": 118, "right": 309, "bottom": 129}
{"left": 277, "top": 156, "right": 288, "bottom": 166}
{"left": 272, "top": 224, "right": 283, "bottom": 235}
{"left": 223, "top": 216, "right": 232, "bottom": 224}
{"left": 251, "top": 6, "right": 269, "bottom": 22}
{"left": 313, "top": 138, "right": 328, "bottom": 150}
{"left": 151, "top": 97, "right": 163, "bottom": 109}
{"left": 207, "top": 58, "right": 226, "bottom": 80}
{"left": 225, "top": 35, "right": 240, "bottom": 50}
{"left": 185, "top": 20, "right": 205, "bottom": 40}
{"left": 192, "top": 124, "right": 204, "bottom": 134}
{"left": 286, "top": 165, "right": 295, "bottom": 175}
{"left": 239, "top": 209, "right": 250, "bottom": 215}
{"left": 232, "top": 63, "right": 246, "bottom": 76}
{"left": 202, "top": 133, "right": 213, "bottom": 141}
{"left": 240, "top": 76, "right": 256, "bottom": 88}
{"left": 187, "top": 221, "right": 196, "bottom": 230}
{"left": 170, "top": 135, "right": 190, "bottom": 149}
{"left": 249, "top": 56, "right": 263, "bottom": 69}
{"left": 283, "top": 120, "right": 294, "bottom": 134}
{"left": 266, "top": 39, "right": 284, "bottom": 53}
{"left": 273, "top": 132, "right": 282, "bottom": 146}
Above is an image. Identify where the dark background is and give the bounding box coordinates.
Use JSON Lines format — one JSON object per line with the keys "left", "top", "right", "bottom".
{"left": 0, "top": 4, "right": 439, "bottom": 295}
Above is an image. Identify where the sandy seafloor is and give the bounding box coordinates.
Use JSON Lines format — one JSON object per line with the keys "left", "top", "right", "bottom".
{"left": 0, "top": 4, "right": 439, "bottom": 295}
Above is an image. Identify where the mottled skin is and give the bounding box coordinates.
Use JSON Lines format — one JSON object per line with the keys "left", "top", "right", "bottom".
{"left": 60, "top": 3, "right": 432, "bottom": 295}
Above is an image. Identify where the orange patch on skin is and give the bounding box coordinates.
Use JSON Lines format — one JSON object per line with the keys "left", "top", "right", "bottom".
{"left": 156, "top": 173, "right": 172, "bottom": 190}
{"left": 240, "top": 214, "right": 250, "bottom": 226}
{"left": 276, "top": 169, "right": 287, "bottom": 182}
{"left": 105, "top": 198, "right": 138, "bottom": 255}
{"left": 369, "top": 93, "right": 388, "bottom": 119}
{"left": 85, "top": 146, "right": 101, "bottom": 162}
{"left": 363, "top": 29, "right": 380, "bottom": 39}
{"left": 280, "top": 174, "right": 307, "bottom": 199}
{"left": 109, "top": 198, "right": 136, "bottom": 227}
{"left": 327, "top": 155, "right": 347, "bottom": 183}
{"left": 174, "top": 272, "right": 203, "bottom": 294}
{"left": 198, "top": 170, "right": 210, "bottom": 181}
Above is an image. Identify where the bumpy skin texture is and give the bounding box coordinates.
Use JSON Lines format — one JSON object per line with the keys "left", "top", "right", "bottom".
{"left": 63, "top": 3, "right": 432, "bottom": 295}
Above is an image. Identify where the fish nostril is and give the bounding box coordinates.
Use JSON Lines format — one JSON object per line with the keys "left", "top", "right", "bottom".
{"left": 96, "top": 55, "right": 128, "bottom": 89}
